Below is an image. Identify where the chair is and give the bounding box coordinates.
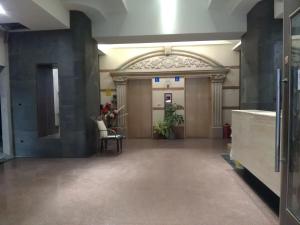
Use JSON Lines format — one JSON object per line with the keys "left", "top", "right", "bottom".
{"left": 96, "top": 120, "right": 124, "bottom": 154}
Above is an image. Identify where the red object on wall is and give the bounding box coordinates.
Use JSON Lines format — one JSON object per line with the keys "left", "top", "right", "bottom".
{"left": 223, "top": 123, "right": 232, "bottom": 139}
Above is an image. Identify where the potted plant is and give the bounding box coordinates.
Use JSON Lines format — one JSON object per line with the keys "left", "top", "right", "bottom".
{"left": 154, "top": 104, "right": 184, "bottom": 139}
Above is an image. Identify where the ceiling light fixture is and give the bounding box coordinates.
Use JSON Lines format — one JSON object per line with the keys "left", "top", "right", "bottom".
{"left": 98, "top": 40, "right": 238, "bottom": 53}
{"left": 0, "top": 4, "right": 6, "bottom": 15}
{"left": 160, "top": 0, "right": 177, "bottom": 34}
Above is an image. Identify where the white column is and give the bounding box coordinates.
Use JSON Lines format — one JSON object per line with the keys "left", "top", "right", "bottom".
{"left": 113, "top": 77, "right": 128, "bottom": 131}
{"left": 210, "top": 74, "right": 226, "bottom": 138}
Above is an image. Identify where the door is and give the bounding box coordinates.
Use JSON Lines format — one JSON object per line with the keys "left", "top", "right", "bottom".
{"left": 185, "top": 78, "right": 211, "bottom": 138}
{"left": 281, "top": 2, "right": 300, "bottom": 225}
{"left": 127, "top": 79, "right": 152, "bottom": 138}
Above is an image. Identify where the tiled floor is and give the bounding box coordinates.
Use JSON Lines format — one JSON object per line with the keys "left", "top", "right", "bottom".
{"left": 0, "top": 139, "right": 279, "bottom": 225}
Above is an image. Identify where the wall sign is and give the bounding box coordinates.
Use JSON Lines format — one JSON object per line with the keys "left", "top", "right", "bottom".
{"left": 155, "top": 77, "right": 160, "bottom": 83}
{"left": 164, "top": 93, "right": 172, "bottom": 107}
{"left": 105, "top": 89, "right": 112, "bottom": 96}
{"left": 175, "top": 76, "right": 180, "bottom": 82}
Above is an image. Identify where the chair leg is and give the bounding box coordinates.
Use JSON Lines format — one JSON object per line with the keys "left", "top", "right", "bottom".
{"left": 120, "top": 139, "right": 123, "bottom": 153}
{"left": 96, "top": 138, "right": 98, "bottom": 152}
{"left": 116, "top": 139, "right": 120, "bottom": 153}
{"left": 100, "top": 139, "right": 104, "bottom": 153}
{"left": 104, "top": 139, "right": 108, "bottom": 150}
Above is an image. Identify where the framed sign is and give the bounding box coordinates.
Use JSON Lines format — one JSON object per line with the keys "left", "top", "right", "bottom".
{"left": 164, "top": 93, "right": 172, "bottom": 107}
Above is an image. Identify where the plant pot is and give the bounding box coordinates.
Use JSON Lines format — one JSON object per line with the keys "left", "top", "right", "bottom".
{"left": 173, "top": 126, "right": 184, "bottom": 139}
{"left": 153, "top": 133, "right": 166, "bottom": 139}
{"left": 168, "top": 129, "right": 176, "bottom": 140}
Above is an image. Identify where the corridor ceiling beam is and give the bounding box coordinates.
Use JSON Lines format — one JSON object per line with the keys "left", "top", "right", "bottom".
{"left": 62, "top": 0, "right": 127, "bottom": 20}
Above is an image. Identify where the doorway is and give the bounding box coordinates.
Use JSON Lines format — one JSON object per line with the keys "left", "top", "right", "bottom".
{"left": 185, "top": 78, "right": 211, "bottom": 138}
{"left": 127, "top": 79, "right": 152, "bottom": 138}
{"left": 36, "top": 65, "right": 60, "bottom": 138}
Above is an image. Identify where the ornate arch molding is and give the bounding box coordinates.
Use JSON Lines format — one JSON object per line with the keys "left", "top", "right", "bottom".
{"left": 110, "top": 49, "right": 229, "bottom": 79}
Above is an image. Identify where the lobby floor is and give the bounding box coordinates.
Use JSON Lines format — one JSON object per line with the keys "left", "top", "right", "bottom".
{"left": 0, "top": 139, "right": 278, "bottom": 225}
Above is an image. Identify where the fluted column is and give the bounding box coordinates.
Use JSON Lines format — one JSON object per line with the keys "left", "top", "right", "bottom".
{"left": 113, "top": 76, "right": 128, "bottom": 130}
{"left": 210, "top": 74, "right": 226, "bottom": 138}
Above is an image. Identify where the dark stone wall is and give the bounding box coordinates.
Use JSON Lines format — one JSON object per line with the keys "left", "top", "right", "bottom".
{"left": 240, "top": 0, "right": 283, "bottom": 110}
{"left": 9, "top": 11, "right": 100, "bottom": 157}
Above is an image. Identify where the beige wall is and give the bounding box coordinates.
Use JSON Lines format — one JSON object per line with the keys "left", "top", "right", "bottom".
{"left": 99, "top": 44, "right": 240, "bottom": 125}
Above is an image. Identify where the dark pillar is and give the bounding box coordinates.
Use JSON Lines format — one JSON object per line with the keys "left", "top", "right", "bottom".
{"left": 240, "top": 0, "right": 283, "bottom": 110}
{"left": 9, "top": 11, "right": 100, "bottom": 157}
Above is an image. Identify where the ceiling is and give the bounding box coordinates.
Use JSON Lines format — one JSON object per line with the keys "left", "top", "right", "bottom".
{"left": 0, "top": 0, "right": 282, "bottom": 43}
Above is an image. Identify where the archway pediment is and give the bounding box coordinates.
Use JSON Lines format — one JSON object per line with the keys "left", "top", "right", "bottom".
{"left": 111, "top": 49, "right": 229, "bottom": 78}
{"left": 124, "top": 54, "right": 213, "bottom": 71}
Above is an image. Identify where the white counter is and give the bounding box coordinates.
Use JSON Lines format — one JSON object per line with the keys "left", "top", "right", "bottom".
{"left": 231, "top": 110, "right": 281, "bottom": 196}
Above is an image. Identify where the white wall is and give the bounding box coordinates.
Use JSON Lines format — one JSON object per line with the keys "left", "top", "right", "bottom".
{"left": 274, "top": 0, "right": 283, "bottom": 19}
{"left": 32, "top": 0, "right": 70, "bottom": 28}
{"left": 1, "top": 0, "right": 70, "bottom": 31}
{"left": 99, "top": 43, "right": 240, "bottom": 125}
{"left": 0, "top": 31, "right": 13, "bottom": 156}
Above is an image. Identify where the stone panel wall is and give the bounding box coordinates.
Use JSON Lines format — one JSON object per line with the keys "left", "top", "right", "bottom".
{"left": 240, "top": 0, "right": 283, "bottom": 110}
{"left": 9, "top": 11, "right": 100, "bottom": 157}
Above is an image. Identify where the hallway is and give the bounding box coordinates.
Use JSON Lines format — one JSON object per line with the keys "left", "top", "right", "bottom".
{"left": 0, "top": 139, "right": 278, "bottom": 225}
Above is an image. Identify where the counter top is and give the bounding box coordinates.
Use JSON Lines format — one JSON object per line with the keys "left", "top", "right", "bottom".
{"left": 231, "top": 109, "right": 280, "bottom": 196}
{"left": 232, "top": 110, "right": 276, "bottom": 117}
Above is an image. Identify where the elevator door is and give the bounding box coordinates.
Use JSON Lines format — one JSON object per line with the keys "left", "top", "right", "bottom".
{"left": 185, "top": 78, "right": 211, "bottom": 138}
{"left": 127, "top": 79, "right": 152, "bottom": 138}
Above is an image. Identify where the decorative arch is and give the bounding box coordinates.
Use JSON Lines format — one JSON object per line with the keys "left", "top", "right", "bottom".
{"left": 114, "top": 49, "right": 229, "bottom": 74}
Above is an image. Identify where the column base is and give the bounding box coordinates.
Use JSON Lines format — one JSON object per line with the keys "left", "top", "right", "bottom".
{"left": 210, "top": 127, "right": 223, "bottom": 138}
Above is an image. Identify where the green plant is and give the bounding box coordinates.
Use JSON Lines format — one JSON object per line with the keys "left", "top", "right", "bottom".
{"left": 154, "top": 103, "right": 184, "bottom": 139}
{"left": 165, "top": 104, "right": 184, "bottom": 127}
{"left": 153, "top": 121, "right": 170, "bottom": 138}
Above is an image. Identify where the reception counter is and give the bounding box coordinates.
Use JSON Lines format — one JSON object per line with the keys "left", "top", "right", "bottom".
{"left": 231, "top": 110, "right": 281, "bottom": 196}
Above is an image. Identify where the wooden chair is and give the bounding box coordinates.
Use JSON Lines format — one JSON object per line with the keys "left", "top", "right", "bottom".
{"left": 96, "top": 120, "right": 124, "bottom": 154}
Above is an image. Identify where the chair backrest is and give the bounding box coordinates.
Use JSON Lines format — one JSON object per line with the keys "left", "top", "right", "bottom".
{"left": 96, "top": 120, "right": 108, "bottom": 138}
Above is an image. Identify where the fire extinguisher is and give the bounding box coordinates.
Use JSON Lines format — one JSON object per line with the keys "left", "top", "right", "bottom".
{"left": 223, "top": 123, "right": 232, "bottom": 139}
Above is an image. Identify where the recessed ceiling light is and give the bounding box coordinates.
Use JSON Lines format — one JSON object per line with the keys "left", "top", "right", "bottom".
{"left": 98, "top": 40, "right": 238, "bottom": 53}
{"left": 0, "top": 4, "right": 7, "bottom": 15}
{"left": 160, "top": 0, "right": 177, "bottom": 34}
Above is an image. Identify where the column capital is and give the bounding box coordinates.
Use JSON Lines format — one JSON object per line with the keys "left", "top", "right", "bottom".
{"left": 113, "top": 76, "right": 128, "bottom": 85}
{"left": 210, "top": 74, "right": 226, "bottom": 83}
